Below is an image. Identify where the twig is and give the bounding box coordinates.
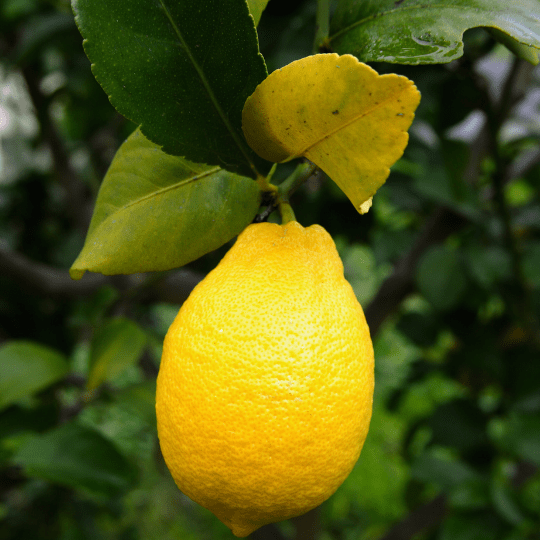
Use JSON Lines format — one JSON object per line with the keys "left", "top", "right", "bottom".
{"left": 378, "top": 494, "right": 447, "bottom": 540}
{"left": 366, "top": 58, "right": 540, "bottom": 340}
{"left": 480, "top": 58, "right": 540, "bottom": 346}
{"left": 365, "top": 207, "right": 467, "bottom": 337}
{"left": 0, "top": 246, "right": 202, "bottom": 305}
{"left": 20, "top": 64, "right": 92, "bottom": 232}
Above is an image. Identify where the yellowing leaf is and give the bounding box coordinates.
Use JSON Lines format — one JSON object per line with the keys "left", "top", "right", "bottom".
{"left": 242, "top": 54, "right": 421, "bottom": 212}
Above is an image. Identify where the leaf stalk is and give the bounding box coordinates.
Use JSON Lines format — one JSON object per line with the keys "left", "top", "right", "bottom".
{"left": 276, "top": 161, "right": 318, "bottom": 224}
{"left": 278, "top": 201, "right": 296, "bottom": 224}
{"left": 314, "top": 0, "right": 331, "bottom": 52}
{"left": 278, "top": 161, "right": 318, "bottom": 199}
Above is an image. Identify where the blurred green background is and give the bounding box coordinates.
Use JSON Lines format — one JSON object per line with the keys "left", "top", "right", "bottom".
{"left": 1, "top": 0, "right": 539, "bottom": 539}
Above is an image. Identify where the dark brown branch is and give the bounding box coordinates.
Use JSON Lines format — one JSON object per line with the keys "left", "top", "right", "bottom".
{"left": 0, "top": 246, "right": 202, "bottom": 305}
{"left": 378, "top": 460, "right": 538, "bottom": 540}
{"left": 481, "top": 59, "right": 540, "bottom": 347}
{"left": 20, "top": 64, "right": 92, "bottom": 232}
{"left": 0, "top": 246, "right": 109, "bottom": 297}
{"left": 378, "top": 494, "right": 447, "bottom": 540}
{"left": 365, "top": 58, "right": 539, "bottom": 339}
{"left": 372, "top": 58, "right": 540, "bottom": 540}
{"left": 364, "top": 207, "right": 467, "bottom": 336}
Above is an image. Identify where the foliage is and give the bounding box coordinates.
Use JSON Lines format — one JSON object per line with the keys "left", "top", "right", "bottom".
{"left": 0, "top": 0, "right": 540, "bottom": 539}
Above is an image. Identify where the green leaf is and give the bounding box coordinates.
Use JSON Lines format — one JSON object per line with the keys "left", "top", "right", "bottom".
{"left": 416, "top": 245, "right": 468, "bottom": 311}
{"left": 411, "top": 452, "right": 480, "bottom": 490}
{"left": 329, "top": 0, "right": 540, "bottom": 65}
{"left": 497, "top": 413, "right": 540, "bottom": 465}
{"left": 449, "top": 478, "right": 490, "bottom": 510}
{"left": 492, "top": 469, "right": 528, "bottom": 526}
{"left": 114, "top": 380, "right": 157, "bottom": 428}
{"left": 72, "top": 0, "right": 272, "bottom": 178}
{"left": 466, "top": 246, "right": 512, "bottom": 289}
{"left": 70, "top": 129, "right": 262, "bottom": 278}
{"left": 13, "top": 422, "right": 137, "bottom": 497}
{"left": 0, "top": 342, "right": 69, "bottom": 411}
{"left": 489, "top": 27, "right": 540, "bottom": 65}
{"left": 87, "top": 318, "right": 147, "bottom": 391}
{"left": 242, "top": 54, "right": 420, "bottom": 213}
{"left": 247, "top": 0, "right": 270, "bottom": 26}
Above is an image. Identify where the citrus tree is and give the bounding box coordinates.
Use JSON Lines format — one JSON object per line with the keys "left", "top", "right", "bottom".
{"left": 1, "top": 0, "right": 540, "bottom": 539}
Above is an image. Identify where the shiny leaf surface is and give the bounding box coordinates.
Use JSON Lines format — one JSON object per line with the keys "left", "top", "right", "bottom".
{"left": 329, "top": 0, "right": 540, "bottom": 64}
{"left": 72, "top": 0, "right": 272, "bottom": 177}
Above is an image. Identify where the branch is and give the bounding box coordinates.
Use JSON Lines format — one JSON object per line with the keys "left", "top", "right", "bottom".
{"left": 378, "top": 494, "right": 447, "bottom": 540}
{"left": 0, "top": 246, "right": 202, "bottom": 305}
{"left": 365, "top": 59, "right": 540, "bottom": 339}
{"left": 365, "top": 207, "right": 467, "bottom": 336}
{"left": 480, "top": 58, "right": 540, "bottom": 347}
{"left": 20, "top": 64, "right": 92, "bottom": 232}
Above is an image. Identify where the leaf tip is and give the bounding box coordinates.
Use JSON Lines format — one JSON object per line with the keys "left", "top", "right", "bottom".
{"left": 358, "top": 197, "right": 373, "bottom": 215}
{"left": 69, "top": 266, "right": 85, "bottom": 280}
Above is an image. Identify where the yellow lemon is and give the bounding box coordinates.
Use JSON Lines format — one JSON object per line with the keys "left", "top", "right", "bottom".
{"left": 156, "top": 221, "right": 374, "bottom": 537}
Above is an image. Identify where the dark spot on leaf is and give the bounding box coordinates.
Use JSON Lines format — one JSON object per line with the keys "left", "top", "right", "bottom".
{"left": 332, "top": 110, "right": 339, "bottom": 115}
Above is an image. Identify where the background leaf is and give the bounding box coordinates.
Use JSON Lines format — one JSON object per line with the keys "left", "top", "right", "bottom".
{"left": 72, "top": 0, "right": 272, "bottom": 177}
{"left": 70, "top": 129, "right": 262, "bottom": 278}
{"left": 87, "top": 318, "right": 147, "bottom": 391}
{"left": 0, "top": 342, "right": 69, "bottom": 411}
{"left": 416, "top": 245, "right": 468, "bottom": 311}
{"left": 113, "top": 380, "right": 157, "bottom": 429}
{"left": 496, "top": 413, "right": 540, "bottom": 465}
{"left": 242, "top": 54, "right": 420, "bottom": 212}
{"left": 13, "top": 422, "right": 137, "bottom": 498}
{"left": 328, "top": 0, "right": 540, "bottom": 64}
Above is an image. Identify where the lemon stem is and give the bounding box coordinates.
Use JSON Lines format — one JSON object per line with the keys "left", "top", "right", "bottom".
{"left": 279, "top": 201, "right": 296, "bottom": 224}
{"left": 314, "top": 0, "right": 330, "bottom": 52}
{"left": 256, "top": 164, "right": 278, "bottom": 193}
{"left": 276, "top": 161, "right": 318, "bottom": 224}
{"left": 278, "top": 161, "right": 318, "bottom": 200}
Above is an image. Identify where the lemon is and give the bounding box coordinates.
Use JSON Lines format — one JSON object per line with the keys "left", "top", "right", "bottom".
{"left": 156, "top": 221, "right": 374, "bottom": 537}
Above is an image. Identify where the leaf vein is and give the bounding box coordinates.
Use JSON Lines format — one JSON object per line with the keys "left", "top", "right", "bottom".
{"left": 111, "top": 166, "right": 221, "bottom": 213}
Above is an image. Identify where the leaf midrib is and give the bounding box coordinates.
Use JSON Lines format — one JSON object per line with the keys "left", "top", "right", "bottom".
{"left": 158, "top": 0, "right": 260, "bottom": 176}
{"left": 294, "top": 81, "right": 415, "bottom": 159}
{"left": 110, "top": 166, "right": 221, "bottom": 215}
